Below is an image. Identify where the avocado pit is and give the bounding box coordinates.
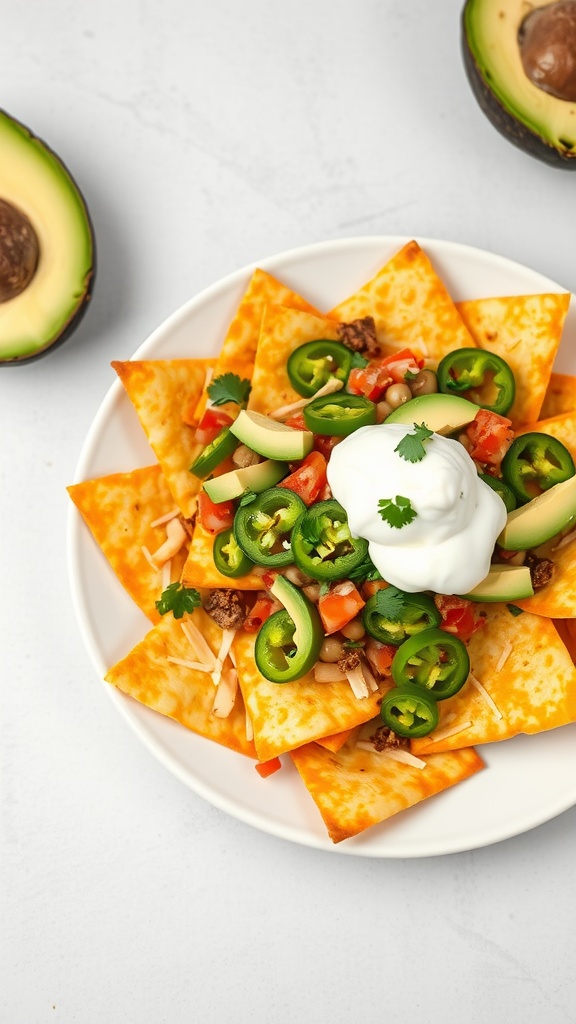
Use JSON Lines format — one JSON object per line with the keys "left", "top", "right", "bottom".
{"left": 0, "top": 198, "right": 39, "bottom": 303}
{"left": 519, "top": 1, "right": 576, "bottom": 102}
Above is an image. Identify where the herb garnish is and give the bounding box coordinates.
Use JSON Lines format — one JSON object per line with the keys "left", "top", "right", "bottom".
{"left": 371, "top": 586, "right": 407, "bottom": 621}
{"left": 377, "top": 495, "right": 417, "bottom": 529}
{"left": 207, "top": 372, "right": 251, "bottom": 407}
{"left": 155, "top": 582, "right": 202, "bottom": 619}
{"left": 395, "top": 422, "right": 433, "bottom": 463}
{"left": 347, "top": 555, "right": 382, "bottom": 585}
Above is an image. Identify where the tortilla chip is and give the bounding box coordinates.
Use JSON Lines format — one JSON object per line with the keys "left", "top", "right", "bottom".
{"left": 233, "top": 630, "right": 388, "bottom": 761}
{"left": 67, "top": 465, "right": 188, "bottom": 622}
{"left": 248, "top": 306, "right": 342, "bottom": 415}
{"left": 540, "top": 372, "right": 576, "bottom": 420}
{"left": 515, "top": 409, "right": 576, "bottom": 458}
{"left": 181, "top": 522, "right": 264, "bottom": 591}
{"left": 290, "top": 738, "right": 484, "bottom": 843}
{"left": 105, "top": 610, "right": 256, "bottom": 757}
{"left": 316, "top": 728, "right": 355, "bottom": 752}
{"left": 456, "top": 293, "right": 570, "bottom": 427}
{"left": 411, "top": 604, "right": 576, "bottom": 755}
{"left": 329, "top": 240, "right": 474, "bottom": 362}
{"left": 193, "top": 269, "right": 321, "bottom": 422}
{"left": 112, "top": 359, "right": 213, "bottom": 517}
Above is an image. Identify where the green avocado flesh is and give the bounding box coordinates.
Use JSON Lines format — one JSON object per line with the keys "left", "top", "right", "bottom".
{"left": 498, "top": 473, "right": 576, "bottom": 550}
{"left": 230, "top": 410, "right": 314, "bottom": 460}
{"left": 463, "top": 0, "right": 576, "bottom": 165}
{"left": 385, "top": 393, "right": 480, "bottom": 434}
{"left": 0, "top": 110, "right": 94, "bottom": 361}
{"left": 462, "top": 564, "right": 534, "bottom": 601}
{"left": 203, "top": 459, "right": 287, "bottom": 503}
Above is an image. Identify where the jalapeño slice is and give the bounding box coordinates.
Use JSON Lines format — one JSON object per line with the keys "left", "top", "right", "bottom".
{"left": 380, "top": 685, "right": 439, "bottom": 738}
{"left": 287, "top": 339, "right": 354, "bottom": 398}
{"left": 303, "top": 392, "right": 376, "bottom": 436}
{"left": 189, "top": 426, "right": 238, "bottom": 478}
{"left": 254, "top": 578, "right": 324, "bottom": 683}
{"left": 362, "top": 586, "right": 441, "bottom": 647}
{"left": 213, "top": 528, "right": 254, "bottom": 578}
{"left": 437, "top": 347, "right": 515, "bottom": 416}
{"left": 233, "top": 487, "right": 305, "bottom": 567}
{"left": 290, "top": 499, "right": 369, "bottom": 581}
{"left": 479, "top": 472, "right": 517, "bottom": 513}
{"left": 391, "top": 627, "right": 470, "bottom": 700}
{"left": 501, "top": 432, "right": 575, "bottom": 504}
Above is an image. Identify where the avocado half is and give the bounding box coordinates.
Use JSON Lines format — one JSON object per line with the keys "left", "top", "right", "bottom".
{"left": 0, "top": 110, "right": 95, "bottom": 364}
{"left": 462, "top": 0, "right": 576, "bottom": 168}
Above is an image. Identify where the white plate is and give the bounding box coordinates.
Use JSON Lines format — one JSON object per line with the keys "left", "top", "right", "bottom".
{"left": 68, "top": 235, "right": 576, "bottom": 858}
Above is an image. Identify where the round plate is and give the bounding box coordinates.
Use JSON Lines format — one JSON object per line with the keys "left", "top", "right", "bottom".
{"left": 68, "top": 235, "right": 576, "bottom": 857}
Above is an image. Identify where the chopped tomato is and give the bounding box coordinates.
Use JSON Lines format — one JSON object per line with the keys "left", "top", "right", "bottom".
{"left": 466, "top": 409, "right": 513, "bottom": 467}
{"left": 255, "top": 756, "right": 282, "bottom": 778}
{"left": 361, "top": 579, "right": 389, "bottom": 601}
{"left": 278, "top": 451, "right": 327, "bottom": 506}
{"left": 243, "top": 596, "right": 275, "bottom": 633}
{"left": 194, "top": 407, "right": 234, "bottom": 446}
{"left": 284, "top": 411, "right": 307, "bottom": 431}
{"left": 435, "top": 594, "right": 484, "bottom": 641}
{"left": 318, "top": 582, "right": 365, "bottom": 634}
{"left": 197, "top": 491, "right": 235, "bottom": 534}
{"left": 380, "top": 348, "right": 424, "bottom": 383}
{"left": 313, "top": 433, "right": 340, "bottom": 460}
{"left": 347, "top": 364, "right": 392, "bottom": 402}
{"left": 365, "top": 638, "right": 395, "bottom": 676}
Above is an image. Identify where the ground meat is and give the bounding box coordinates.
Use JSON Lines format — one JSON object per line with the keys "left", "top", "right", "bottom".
{"left": 203, "top": 589, "right": 247, "bottom": 629}
{"left": 526, "top": 553, "right": 555, "bottom": 590}
{"left": 337, "top": 648, "right": 362, "bottom": 673}
{"left": 368, "top": 724, "right": 409, "bottom": 752}
{"left": 338, "top": 316, "right": 380, "bottom": 359}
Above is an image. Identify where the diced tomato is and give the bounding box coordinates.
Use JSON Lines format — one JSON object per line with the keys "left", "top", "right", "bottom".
{"left": 284, "top": 411, "right": 307, "bottom": 431}
{"left": 347, "top": 364, "right": 392, "bottom": 402}
{"left": 194, "top": 407, "right": 234, "bottom": 446}
{"left": 380, "top": 348, "right": 424, "bottom": 383}
{"left": 255, "top": 756, "right": 282, "bottom": 778}
{"left": 435, "top": 594, "right": 484, "bottom": 641}
{"left": 197, "top": 491, "right": 235, "bottom": 534}
{"left": 365, "top": 638, "right": 395, "bottom": 677}
{"left": 361, "top": 579, "right": 389, "bottom": 601}
{"left": 318, "top": 582, "right": 365, "bottom": 634}
{"left": 466, "top": 409, "right": 513, "bottom": 467}
{"left": 313, "top": 433, "right": 340, "bottom": 460}
{"left": 243, "top": 596, "right": 275, "bottom": 633}
{"left": 278, "top": 451, "right": 327, "bottom": 506}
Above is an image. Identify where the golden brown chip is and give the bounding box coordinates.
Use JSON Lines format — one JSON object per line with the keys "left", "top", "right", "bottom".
{"left": 291, "top": 738, "right": 484, "bottom": 843}
{"left": 181, "top": 522, "right": 263, "bottom": 590}
{"left": 112, "top": 359, "right": 213, "bottom": 517}
{"left": 315, "top": 728, "right": 355, "bottom": 752}
{"left": 105, "top": 610, "right": 256, "bottom": 757}
{"left": 540, "top": 372, "right": 576, "bottom": 420}
{"left": 456, "top": 293, "right": 570, "bottom": 427}
{"left": 233, "top": 630, "right": 388, "bottom": 761}
{"left": 329, "top": 240, "right": 474, "bottom": 361}
{"left": 411, "top": 604, "right": 576, "bottom": 755}
{"left": 248, "top": 306, "right": 341, "bottom": 415}
{"left": 67, "top": 465, "right": 188, "bottom": 622}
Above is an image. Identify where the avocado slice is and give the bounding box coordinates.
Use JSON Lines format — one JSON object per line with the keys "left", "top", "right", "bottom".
{"left": 498, "top": 473, "right": 576, "bottom": 550}
{"left": 385, "top": 393, "right": 480, "bottom": 434}
{"left": 230, "top": 410, "right": 314, "bottom": 460}
{"left": 462, "top": 564, "right": 534, "bottom": 601}
{"left": 462, "top": 0, "right": 576, "bottom": 168}
{"left": 0, "top": 110, "right": 95, "bottom": 363}
{"left": 203, "top": 458, "right": 288, "bottom": 503}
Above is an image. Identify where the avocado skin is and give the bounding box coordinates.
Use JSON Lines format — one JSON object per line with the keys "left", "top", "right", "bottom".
{"left": 461, "top": 4, "right": 576, "bottom": 169}
{"left": 0, "top": 109, "right": 96, "bottom": 366}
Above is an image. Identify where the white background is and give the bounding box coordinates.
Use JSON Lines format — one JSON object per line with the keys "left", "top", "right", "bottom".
{"left": 2, "top": 1, "right": 576, "bottom": 1022}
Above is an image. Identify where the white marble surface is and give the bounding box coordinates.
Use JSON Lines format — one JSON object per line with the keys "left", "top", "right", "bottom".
{"left": 2, "top": 1, "right": 576, "bottom": 1021}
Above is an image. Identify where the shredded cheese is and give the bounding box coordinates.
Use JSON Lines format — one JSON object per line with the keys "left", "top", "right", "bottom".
{"left": 268, "top": 377, "right": 343, "bottom": 420}
{"left": 360, "top": 659, "right": 379, "bottom": 694}
{"left": 428, "top": 720, "right": 473, "bottom": 743}
{"left": 354, "top": 741, "right": 426, "bottom": 769}
{"left": 181, "top": 617, "right": 218, "bottom": 669}
{"left": 141, "top": 545, "right": 160, "bottom": 571}
{"left": 554, "top": 527, "right": 576, "bottom": 551}
{"left": 161, "top": 559, "right": 172, "bottom": 590}
{"left": 345, "top": 665, "right": 370, "bottom": 699}
{"left": 212, "top": 667, "right": 238, "bottom": 718}
{"left": 210, "top": 628, "right": 237, "bottom": 687}
{"left": 494, "top": 641, "right": 513, "bottom": 674}
{"left": 148, "top": 518, "right": 188, "bottom": 568}
{"left": 167, "top": 655, "right": 212, "bottom": 673}
{"left": 468, "top": 673, "right": 503, "bottom": 721}
{"left": 149, "top": 508, "right": 180, "bottom": 529}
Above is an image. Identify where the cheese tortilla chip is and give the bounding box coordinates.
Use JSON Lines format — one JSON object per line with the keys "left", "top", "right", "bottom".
{"left": 412, "top": 605, "right": 576, "bottom": 755}
{"left": 194, "top": 269, "right": 321, "bottom": 422}
{"left": 112, "top": 359, "right": 213, "bottom": 517}
{"left": 233, "top": 630, "right": 388, "bottom": 761}
{"left": 291, "top": 738, "right": 484, "bottom": 843}
{"left": 105, "top": 610, "right": 256, "bottom": 757}
{"left": 540, "top": 372, "right": 576, "bottom": 420}
{"left": 456, "top": 293, "right": 570, "bottom": 427}
{"left": 248, "top": 306, "right": 341, "bottom": 415}
{"left": 67, "top": 465, "right": 187, "bottom": 622}
{"left": 181, "top": 522, "right": 263, "bottom": 590}
{"left": 329, "top": 240, "right": 474, "bottom": 362}
{"left": 316, "top": 728, "right": 354, "bottom": 752}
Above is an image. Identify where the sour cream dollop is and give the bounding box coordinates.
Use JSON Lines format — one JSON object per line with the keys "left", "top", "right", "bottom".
{"left": 327, "top": 422, "right": 507, "bottom": 595}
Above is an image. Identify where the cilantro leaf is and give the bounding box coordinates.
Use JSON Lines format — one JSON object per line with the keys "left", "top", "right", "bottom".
{"left": 372, "top": 586, "right": 407, "bottom": 621}
{"left": 394, "top": 422, "right": 434, "bottom": 463}
{"left": 349, "top": 351, "right": 369, "bottom": 369}
{"left": 207, "top": 372, "right": 251, "bottom": 407}
{"left": 155, "top": 582, "right": 201, "bottom": 619}
{"left": 377, "top": 496, "right": 417, "bottom": 529}
{"left": 238, "top": 490, "right": 258, "bottom": 507}
{"left": 347, "top": 556, "right": 382, "bottom": 585}
{"left": 506, "top": 603, "right": 524, "bottom": 617}
{"left": 343, "top": 639, "right": 365, "bottom": 649}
